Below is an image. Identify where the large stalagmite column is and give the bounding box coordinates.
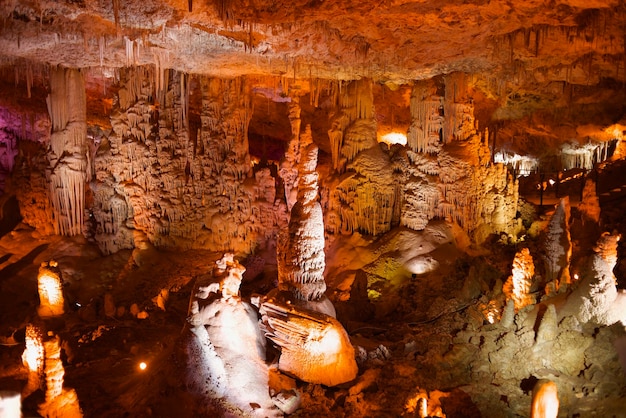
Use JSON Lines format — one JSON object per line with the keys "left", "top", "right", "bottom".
{"left": 279, "top": 97, "right": 302, "bottom": 211}
{"left": 277, "top": 126, "right": 328, "bottom": 307}
{"left": 46, "top": 67, "right": 90, "bottom": 236}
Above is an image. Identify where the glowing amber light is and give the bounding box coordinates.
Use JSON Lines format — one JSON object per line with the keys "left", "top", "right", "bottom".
{"left": 22, "top": 325, "right": 44, "bottom": 373}
{"left": 37, "top": 261, "right": 65, "bottom": 317}
{"left": 139, "top": 362, "right": 147, "bottom": 371}
{"left": 379, "top": 132, "right": 408, "bottom": 146}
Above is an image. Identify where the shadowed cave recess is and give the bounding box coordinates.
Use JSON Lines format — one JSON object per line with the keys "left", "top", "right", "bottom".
{"left": 1, "top": 0, "right": 626, "bottom": 417}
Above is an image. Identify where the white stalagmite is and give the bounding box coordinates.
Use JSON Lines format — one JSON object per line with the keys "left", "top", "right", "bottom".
{"left": 46, "top": 67, "right": 90, "bottom": 236}
{"left": 185, "top": 255, "right": 281, "bottom": 417}
{"left": 22, "top": 324, "right": 45, "bottom": 398}
{"left": 564, "top": 233, "right": 623, "bottom": 325}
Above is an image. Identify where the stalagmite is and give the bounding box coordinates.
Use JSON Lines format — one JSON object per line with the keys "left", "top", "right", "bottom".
{"left": 38, "top": 335, "right": 83, "bottom": 418}
{"left": 503, "top": 248, "right": 535, "bottom": 311}
{"left": 542, "top": 198, "right": 572, "bottom": 294}
{"left": 564, "top": 233, "right": 622, "bottom": 325}
{"left": 185, "top": 254, "right": 281, "bottom": 416}
{"left": 530, "top": 379, "right": 559, "bottom": 418}
{"left": 37, "top": 261, "right": 65, "bottom": 317}
{"left": 279, "top": 97, "right": 302, "bottom": 211}
{"left": 22, "top": 324, "right": 45, "bottom": 398}
{"left": 277, "top": 131, "right": 328, "bottom": 304}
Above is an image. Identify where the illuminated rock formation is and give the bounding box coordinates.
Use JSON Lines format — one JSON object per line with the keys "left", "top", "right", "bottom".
{"left": 37, "top": 261, "right": 65, "bottom": 317}
{"left": 186, "top": 254, "right": 281, "bottom": 416}
{"left": 38, "top": 335, "right": 83, "bottom": 418}
{"left": 0, "top": 391, "right": 21, "bottom": 418}
{"left": 564, "top": 232, "right": 624, "bottom": 325}
{"left": 503, "top": 248, "right": 535, "bottom": 311}
{"left": 260, "top": 299, "right": 358, "bottom": 387}
{"left": 22, "top": 324, "right": 44, "bottom": 397}
{"left": 279, "top": 97, "right": 302, "bottom": 211}
{"left": 277, "top": 131, "right": 328, "bottom": 305}
{"left": 325, "top": 79, "right": 402, "bottom": 236}
{"left": 91, "top": 68, "right": 287, "bottom": 254}
{"left": 46, "top": 67, "right": 90, "bottom": 236}
{"left": 530, "top": 379, "right": 559, "bottom": 418}
{"left": 542, "top": 198, "right": 572, "bottom": 294}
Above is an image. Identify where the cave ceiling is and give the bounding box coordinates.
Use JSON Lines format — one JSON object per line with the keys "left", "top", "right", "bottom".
{"left": 2, "top": 0, "right": 626, "bottom": 132}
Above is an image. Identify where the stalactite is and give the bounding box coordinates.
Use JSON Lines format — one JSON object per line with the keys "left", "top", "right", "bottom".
{"left": 112, "top": 0, "right": 120, "bottom": 28}
{"left": 99, "top": 36, "right": 105, "bottom": 67}
{"left": 46, "top": 67, "right": 89, "bottom": 237}
{"left": 407, "top": 80, "right": 443, "bottom": 154}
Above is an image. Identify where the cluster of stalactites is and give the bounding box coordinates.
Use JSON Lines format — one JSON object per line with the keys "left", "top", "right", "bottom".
{"left": 560, "top": 141, "right": 615, "bottom": 170}
{"left": 407, "top": 74, "right": 475, "bottom": 155}
{"left": 46, "top": 67, "right": 90, "bottom": 237}
{"left": 328, "top": 79, "right": 374, "bottom": 172}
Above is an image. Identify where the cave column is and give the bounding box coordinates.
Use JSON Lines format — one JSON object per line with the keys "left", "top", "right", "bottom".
{"left": 45, "top": 67, "right": 90, "bottom": 236}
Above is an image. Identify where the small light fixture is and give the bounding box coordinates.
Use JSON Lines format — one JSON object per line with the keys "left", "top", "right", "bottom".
{"left": 139, "top": 362, "right": 147, "bottom": 371}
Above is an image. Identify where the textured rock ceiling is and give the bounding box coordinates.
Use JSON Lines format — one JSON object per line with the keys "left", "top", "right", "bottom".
{"left": 1, "top": 0, "right": 624, "bottom": 83}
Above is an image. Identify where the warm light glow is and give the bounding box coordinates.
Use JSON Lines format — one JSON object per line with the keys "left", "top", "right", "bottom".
{"left": 37, "top": 261, "right": 65, "bottom": 317}
{"left": 304, "top": 327, "right": 342, "bottom": 355}
{"left": 548, "top": 179, "right": 555, "bottom": 186}
{"left": 531, "top": 380, "right": 559, "bottom": 418}
{"left": 139, "top": 362, "right": 147, "bottom": 371}
{"left": 22, "top": 325, "right": 44, "bottom": 373}
{"left": 379, "top": 132, "right": 408, "bottom": 146}
{"left": 494, "top": 151, "right": 538, "bottom": 176}
{"left": 573, "top": 274, "right": 579, "bottom": 281}
{"left": 479, "top": 300, "right": 501, "bottom": 324}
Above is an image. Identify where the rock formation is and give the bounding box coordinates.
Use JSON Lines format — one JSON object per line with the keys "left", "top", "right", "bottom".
{"left": 186, "top": 254, "right": 281, "bottom": 417}
{"left": 37, "top": 261, "right": 65, "bottom": 318}
{"left": 260, "top": 299, "right": 358, "bottom": 387}
{"left": 91, "top": 68, "right": 287, "bottom": 254}
{"left": 564, "top": 232, "right": 625, "bottom": 325}
{"left": 277, "top": 127, "right": 329, "bottom": 309}
{"left": 0, "top": 391, "right": 21, "bottom": 418}
{"left": 530, "top": 379, "right": 559, "bottom": 418}
{"left": 38, "top": 335, "right": 83, "bottom": 418}
{"left": 46, "top": 67, "right": 90, "bottom": 237}
{"left": 542, "top": 197, "right": 572, "bottom": 294}
{"left": 503, "top": 247, "right": 535, "bottom": 311}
